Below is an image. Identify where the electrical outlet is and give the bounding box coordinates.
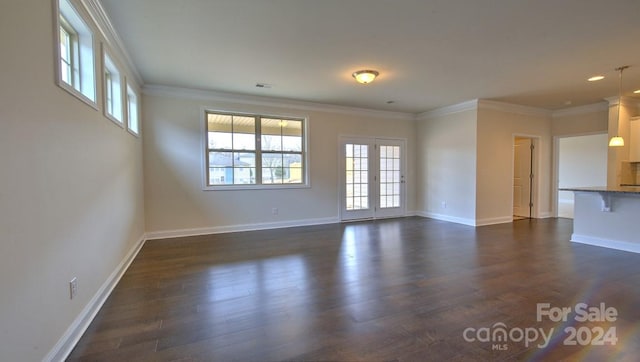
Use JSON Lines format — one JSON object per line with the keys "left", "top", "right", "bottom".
{"left": 69, "top": 277, "right": 78, "bottom": 299}
{"left": 441, "top": 201, "right": 447, "bottom": 209}
{"left": 272, "top": 207, "right": 278, "bottom": 215}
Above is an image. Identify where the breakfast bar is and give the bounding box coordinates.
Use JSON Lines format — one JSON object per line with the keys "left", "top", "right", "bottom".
{"left": 560, "top": 186, "right": 640, "bottom": 253}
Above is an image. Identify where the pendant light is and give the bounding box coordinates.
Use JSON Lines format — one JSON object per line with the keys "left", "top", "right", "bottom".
{"left": 609, "top": 66, "right": 629, "bottom": 147}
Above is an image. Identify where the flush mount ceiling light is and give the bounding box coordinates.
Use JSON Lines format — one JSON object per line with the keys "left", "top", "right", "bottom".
{"left": 588, "top": 75, "right": 605, "bottom": 82}
{"left": 352, "top": 70, "right": 379, "bottom": 84}
{"left": 609, "top": 65, "right": 629, "bottom": 147}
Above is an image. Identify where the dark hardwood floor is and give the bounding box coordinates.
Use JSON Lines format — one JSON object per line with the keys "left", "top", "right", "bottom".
{"left": 67, "top": 217, "right": 640, "bottom": 361}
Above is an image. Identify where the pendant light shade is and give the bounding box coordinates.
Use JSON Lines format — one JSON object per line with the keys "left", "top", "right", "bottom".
{"left": 609, "top": 136, "right": 624, "bottom": 147}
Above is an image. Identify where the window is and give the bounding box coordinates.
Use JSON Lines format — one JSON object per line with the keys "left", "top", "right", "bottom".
{"left": 59, "top": 19, "right": 75, "bottom": 86}
{"left": 205, "top": 111, "right": 307, "bottom": 188}
{"left": 126, "top": 83, "right": 140, "bottom": 136}
{"left": 103, "top": 52, "right": 123, "bottom": 124}
{"left": 56, "top": 0, "right": 96, "bottom": 105}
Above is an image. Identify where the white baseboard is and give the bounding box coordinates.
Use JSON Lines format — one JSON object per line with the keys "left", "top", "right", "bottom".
{"left": 417, "top": 211, "right": 517, "bottom": 227}
{"left": 145, "top": 217, "right": 341, "bottom": 240}
{"left": 475, "top": 216, "right": 513, "bottom": 226}
{"left": 146, "top": 213, "right": 429, "bottom": 241}
{"left": 417, "top": 211, "right": 476, "bottom": 226}
{"left": 44, "top": 235, "right": 146, "bottom": 362}
{"left": 571, "top": 234, "right": 640, "bottom": 254}
{"left": 537, "top": 211, "right": 554, "bottom": 219}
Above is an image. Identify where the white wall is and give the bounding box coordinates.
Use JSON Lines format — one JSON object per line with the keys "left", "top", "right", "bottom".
{"left": 0, "top": 1, "right": 145, "bottom": 361}
{"left": 476, "top": 103, "right": 553, "bottom": 224}
{"left": 551, "top": 104, "right": 608, "bottom": 137}
{"left": 551, "top": 104, "right": 608, "bottom": 218}
{"left": 558, "top": 134, "right": 608, "bottom": 218}
{"left": 142, "top": 88, "right": 417, "bottom": 235}
{"left": 416, "top": 109, "right": 478, "bottom": 225}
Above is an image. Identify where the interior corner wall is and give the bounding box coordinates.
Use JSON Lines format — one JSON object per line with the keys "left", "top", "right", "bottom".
{"left": 0, "top": 1, "right": 145, "bottom": 361}
{"left": 142, "top": 92, "right": 417, "bottom": 234}
{"left": 416, "top": 110, "right": 477, "bottom": 225}
{"left": 476, "top": 108, "right": 552, "bottom": 224}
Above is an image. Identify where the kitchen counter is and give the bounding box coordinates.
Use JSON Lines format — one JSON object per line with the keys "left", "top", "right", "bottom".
{"left": 560, "top": 186, "right": 640, "bottom": 253}
{"left": 560, "top": 186, "right": 640, "bottom": 194}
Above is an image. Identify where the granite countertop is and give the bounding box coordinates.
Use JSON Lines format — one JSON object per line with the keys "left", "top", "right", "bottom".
{"left": 559, "top": 186, "right": 640, "bottom": 194}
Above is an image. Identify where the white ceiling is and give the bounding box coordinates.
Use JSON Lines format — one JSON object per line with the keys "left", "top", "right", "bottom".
{"left": 99, "top": 0, "right": 640, "bottom": 114}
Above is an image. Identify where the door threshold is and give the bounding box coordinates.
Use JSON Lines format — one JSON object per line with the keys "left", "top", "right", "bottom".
{"left": 341, "top": 215, "right": 410, "bottom": 223}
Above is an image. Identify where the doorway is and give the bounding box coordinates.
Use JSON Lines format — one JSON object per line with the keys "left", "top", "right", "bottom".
{"left": 513, "top": 137, "right": 535, "bottom": 220}
{"left": 556, "top": 133, "right": 608, "bottom": 218}
{"left": 340, "top": 137, "right": 406, "bottom": 221}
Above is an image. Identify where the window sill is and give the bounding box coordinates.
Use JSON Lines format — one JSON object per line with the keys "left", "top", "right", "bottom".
{"left": 57, "top": 81, "right": 98, "bottom": 111}
{"left": 202, "top": 183, "right": 310, "bottom": 191}
{"left": 105, "top": 113, "right": 124, "bottom": 128}
{"left": 127, "top": 128, "right": 141, "bottom": 138}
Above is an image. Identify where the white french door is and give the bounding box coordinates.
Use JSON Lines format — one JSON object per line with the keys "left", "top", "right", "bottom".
{"left": 340, "top": 137, "right": 406, "bottom": 221}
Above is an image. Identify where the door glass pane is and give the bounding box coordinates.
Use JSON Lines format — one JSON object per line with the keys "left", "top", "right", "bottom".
{"left": 379, "top": 145, "right": 401, "bottom": 208}
{"left": 346, "top": 143, "right": 369, "bottom": 210}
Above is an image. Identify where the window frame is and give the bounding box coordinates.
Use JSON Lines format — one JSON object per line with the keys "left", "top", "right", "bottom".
{"left": 58, "top": 17, "right": 77, "bottom": 86}
{"left": 126, "top": 82, "right": 140, "bottom": 137}
{"left": 102, "top": 48, "right": 124, "bottom": 126}
{"left": 54, "top": 0, "right": 97, "bottom": 109}
{"left": 201, "top": 109, "right": 310, "bottom": 190}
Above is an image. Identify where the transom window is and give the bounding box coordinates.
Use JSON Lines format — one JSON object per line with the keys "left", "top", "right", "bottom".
{"left": 59, "top": 18, "right": 76, "bottom": 86}
{"left": 56, "top": 0, "right": 96, "bottom": 105}
{"left": 103, "top": 53, "right": 123, "bottom": 124}
{"left": 205, "top": 111, "right": 307, "bottom": 188}
{"left": 126, "top": 84, "right": 140, "bottom": 136}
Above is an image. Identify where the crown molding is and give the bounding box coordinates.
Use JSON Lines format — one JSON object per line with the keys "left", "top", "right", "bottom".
{"left": 415, "top": 99, "right": 479, "bottom": 120}
{"left": 411, "top": 98, "right": 553, "bottom": 120}
{"left": 81, "top": 0, "right": 144, "bottom": 86}
{"left": 551, "top": 101, "right": 608, "bottom": 118}
{"left": 478, "top": 99, "right": 551, "bottom": 117}
{"left": 143, "top": 84, "right": 416, "bottom": 121}
{"left": 604, "top": 96, "right": 640, "bottom": 107}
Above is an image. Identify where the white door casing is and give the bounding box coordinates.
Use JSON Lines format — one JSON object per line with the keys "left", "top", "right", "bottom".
{"left": 513, "top": 137, "right": 532, "bottom": 218}
{"left": 340, "top": 137, "right": 406, "bottom": 221}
